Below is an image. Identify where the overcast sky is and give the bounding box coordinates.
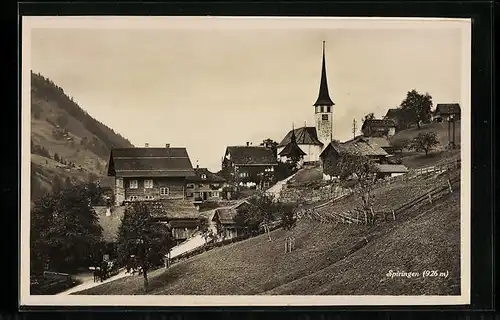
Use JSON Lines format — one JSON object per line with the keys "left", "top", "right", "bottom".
{"left": 27, "top": 17, "right": 470, "bottom": 172}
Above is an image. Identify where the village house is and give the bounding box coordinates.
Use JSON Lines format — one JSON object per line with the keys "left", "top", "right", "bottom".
{"left": 320, "top": 137, "right": 409, "bottom": 180}
{"left": 107, "top": 145, "right": 201, "bottom": 245}
{"left": 185, "top": 166, "right": 226, "bottom": 204}
{"left": 383, "top": 108, "right": 404, "bottom": 129}
{"left": 319, "top": 137, "right": 390, "bottom": 177}
{"left": 277, "top": 41, "right": 336, "bottom": 163}
{"left": 433, "top": 103, "right": 461, "bottom": 122}
{"left": 107, "top": 145, "right": 196, "bottom": 205}
{"left": 221, "top": 144, "right": 278, "bottom": 189}
{"left": 210, "top": 200, "right": 251, "bottom": 240}
{"left": 361, "top": 119, "right": 397, "bottom": 138}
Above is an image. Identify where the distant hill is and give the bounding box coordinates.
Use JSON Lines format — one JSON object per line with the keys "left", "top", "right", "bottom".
{"left": 30, "top": 72, "right": 134, "bottom": 200}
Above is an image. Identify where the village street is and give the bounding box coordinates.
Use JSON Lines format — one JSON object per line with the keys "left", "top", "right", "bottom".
{"left": 56, "top": 269, "right": 130, "bottom": 295}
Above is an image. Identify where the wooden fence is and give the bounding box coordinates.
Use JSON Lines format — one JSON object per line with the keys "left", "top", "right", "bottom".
{"left": 298, "top": 160, "right": 461, "bottom": 226}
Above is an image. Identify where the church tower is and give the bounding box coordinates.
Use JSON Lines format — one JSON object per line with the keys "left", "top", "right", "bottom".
{"left": 313, "top": 41, "right": 335, "bottom": 148}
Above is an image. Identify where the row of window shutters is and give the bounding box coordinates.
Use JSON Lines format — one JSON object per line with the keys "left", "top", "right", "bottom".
{"left": 124, "top": 191, "right": 222, "bottom": 202}
{"left": 116, "top": 179, "right": 223, "bottom": 190}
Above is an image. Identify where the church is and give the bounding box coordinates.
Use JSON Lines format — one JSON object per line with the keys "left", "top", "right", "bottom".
{"left": 277, "top": 41, "right": 335, "bottom": 164}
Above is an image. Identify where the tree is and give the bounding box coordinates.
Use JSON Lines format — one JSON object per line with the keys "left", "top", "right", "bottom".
{"left": 364, "top": 113, "right": 375, "bottom": 121}
{"left": 399, "top": 89, "right": 433, "bottom": 129}
{"left": 116, "top": 202, "right": 175, "bottom": 292}
{"left": 56, "top": 114, "right": 69, "bottom": 128}
{"left": 389, "top": 138, "right": 409, "bottom": 153}
{"left": 260, "top": 138, "right": 279, "bottom": 158}
{"left": 407, "top": 131, "right": 440, "bottom": 156}
{"left": 31, "top": 183, "right": 104, "bottom": 274}
{"left": 279, "top": 202, "right": 298, "bottom": 231}
{"left": 53, "top": 153, "right": 60, "bottom": 162}
{"left": 335, "top": 152, "right": 378, "bottom": 220}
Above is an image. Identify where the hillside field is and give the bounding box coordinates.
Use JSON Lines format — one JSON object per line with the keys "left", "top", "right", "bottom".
{"left": 76, "top": 171, "right": 461, "bottom": 296}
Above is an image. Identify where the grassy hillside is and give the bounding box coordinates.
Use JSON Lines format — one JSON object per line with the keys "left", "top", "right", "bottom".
{"left": 30, "top": 72, "right": 134, "bottom": 199}
{"left": 390, "top": 121, "right": 461, "bottom": 169}
{"left": 76, "top": 171, "right": 460, "bottom": 296}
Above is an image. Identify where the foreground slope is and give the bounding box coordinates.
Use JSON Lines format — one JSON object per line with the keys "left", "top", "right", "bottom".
{"left": 77, "top": 180, "right": 460, "bottom": 296}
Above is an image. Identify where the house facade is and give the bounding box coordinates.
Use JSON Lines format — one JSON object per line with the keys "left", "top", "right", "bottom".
{"left": 107, "top": 146, "right": 196, "bottom": 205}
{"left": 361, "top": 119, "right": 397, "bottom": 138}
{"left": 185, "top": 167, "right": 226, "bottom": 204}
{"left": 211, "top": 200, "right": 251, "bottom": 240}
{"left": 221, "top": 145, "right": 278, "bottom": 189}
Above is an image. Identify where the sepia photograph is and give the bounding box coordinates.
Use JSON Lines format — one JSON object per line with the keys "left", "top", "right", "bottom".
{"left": 20, "top": 16, "right": 471, "bottom": 307}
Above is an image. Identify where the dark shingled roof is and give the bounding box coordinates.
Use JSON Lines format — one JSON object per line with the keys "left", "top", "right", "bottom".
{"left": 147, "top": 200, "right": 200, "bottom": 220}
{"left": 320, "top": 137, "right": 388, "bottom": 158}
{"left": 187, "top": 168, "right": 226, "bottom": 183}
{"left": 313, "top": 41, "right": 335, "bottom": 107}
{"left": 361, "top": 119, "right": 397, "bottom": 131}
{"left": 278, "top": 127, "right": 323, "bottom": 147}
{"left": 435, "top": 103, "right": 461, "bottom": 115}
{"left": 278, "top": 129, "right": 307, "bottom": 157}
{"left": 384, "top": 108, "right": 403, "bottom": 119}
{"left": 215, "top": 207, "right": 239, "bottom": 225}
{"left": 107, "top": 147, "right": 195, "bottom": 178}
{"left": 225, "top": 146, "right": 278, "bottom": 166}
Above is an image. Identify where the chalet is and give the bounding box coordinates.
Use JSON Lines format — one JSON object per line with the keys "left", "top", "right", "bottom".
{"left": 149, "top": 200, "right": 200, "bottom": 245}
{"left": 210, "top": 200, "right": 251, "bottom": 240}
{"left": 434, "top": 103, "right": 461, "bottom": 122}
{"left": 320, "top": 137, "right": 389, "bottom": 177}
{"left": 221, "top": 145, "right": 278, "bottom": 189}
{"left": 383, "top": 108, "right": 404, "bottom": 129}
{"left": 278, "top": 126, "right": 307, "bottom": 166}
{"left": 107, "top": 146, "right": 195, "bottom": 205}
{"left": 186, "top": 166, "right": 226, "bottom": 204}
{"left": 361, "top": 119, "right": 397, "bottom": 138}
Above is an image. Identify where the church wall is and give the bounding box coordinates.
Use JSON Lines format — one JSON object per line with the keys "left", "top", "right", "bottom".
{"left": 300, "top": 144, "right": 322, "bottom": 163}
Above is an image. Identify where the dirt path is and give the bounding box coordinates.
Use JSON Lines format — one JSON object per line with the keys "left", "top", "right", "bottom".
{"left": 57, "top": 269, "right": 130, "bottom": 295}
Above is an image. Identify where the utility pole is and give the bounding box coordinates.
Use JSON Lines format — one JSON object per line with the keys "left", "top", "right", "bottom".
{"left": 352, "top": 118, "right": 357, "bottom": 139}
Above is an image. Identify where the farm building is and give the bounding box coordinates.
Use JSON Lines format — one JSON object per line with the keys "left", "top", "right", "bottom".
{"left": 361, "top": 119, "right": 397, "bottom": 138}
{"left": 433, "top": 103, "right": 461, "bottom": 122}
{"left": 319, "top": 137, "right": 390, "bottom": 177}
{"left": 374, "top": 164, "right": 409, "bottom": 178}
{"left": 221, "top": 145, "right": 278, "bottom": 189}
{"left": 186, "top": 166, "right": 226, "bottom": 204}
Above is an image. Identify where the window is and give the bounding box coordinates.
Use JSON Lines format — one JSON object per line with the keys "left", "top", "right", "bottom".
{"left": 265, "top": 167, "right": 275, "bottom": 172}
{"left": 144, "top": 179, "right": 153, "bottom": 189}
{"left": 239, "top": 172, "right": 248, "bottom": 178}
{"left": 326, "top": 106, "right": 331, "bottom": 113}
{"left": 144, "top": 195, "right": 154, "bottom": 200}
{"left": 116, "top": 178, "right": 123, "bottom": 188}
{"left": 129, "top": 180, "right": 138, "bottom": 189}
{"left": 320, "top": 106, "right": 324, "bottom": 113}
{"left": 263, "top": 182, "right": 270, "bottom": 188}
{"left": 213, "top": 191, "right": 219, "bottom": 197}
{"left": 201, "top": 174, "right": 207, "bottom": 180}
{"left": 128, "top": 196, "right": 137, "bottom": 201}
{"left": 186, "top": 192, "right": 193, "bottom": 197}
{"left": 160, "top": 187, "right": 169, "bottom": 196}
{"left": 322, "top": 114, "right": 329, "bottom": 121}
{"left": 186, "top": 183, "right": 195, "bottom": 188}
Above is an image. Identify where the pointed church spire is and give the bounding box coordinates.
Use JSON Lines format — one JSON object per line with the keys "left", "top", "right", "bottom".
{"left": 291, "top": 123, "right": 297, "bottom": 143}
{"left": 313, "top": 41, "right": 335, "bottom": 107}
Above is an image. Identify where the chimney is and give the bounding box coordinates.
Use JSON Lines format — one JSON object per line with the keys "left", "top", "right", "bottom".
{"left": 246, "top": 142, "right": 249, "bottom": 146}
{"left": 165, "top": 143, "right": 170, "bottom": 148}
{"left": 145, "top": 143, "right": 149, "bottom": 148}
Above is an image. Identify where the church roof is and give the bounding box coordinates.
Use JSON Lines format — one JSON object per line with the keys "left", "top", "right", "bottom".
{"left": 278, "top": 130, "right": 307, "bottom": 157}
{"left": 313, "top": 41, "right": 335, "bottom": 107}
{"left": 278, "top": 126, "right": 323, "bottom": 147}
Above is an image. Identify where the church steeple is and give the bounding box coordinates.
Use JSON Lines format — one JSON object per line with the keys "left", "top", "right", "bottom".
{"left": 313, "top": 41, "right": 334, "bottom": 107}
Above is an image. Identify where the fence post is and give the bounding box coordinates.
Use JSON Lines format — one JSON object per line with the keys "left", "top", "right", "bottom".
{"left": 284, "top": 237, "right": 288, "bottom": 253}
{"left": 370, "top": 208, "right": 375, "bottom": 224}
{"left": 356, "top": 211, "right": 359, "bottom": 224}
{"left": 364, "top": 210, "right": 368, "bottom": 224}
{"left": 447, "top": 179, "right": 453, "bottom": 193}
{"left": 428, "top": 192, "right": 432, "bottom": 204}
{"left": 392, "top": 210, "right": 396, "bottom": 221}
